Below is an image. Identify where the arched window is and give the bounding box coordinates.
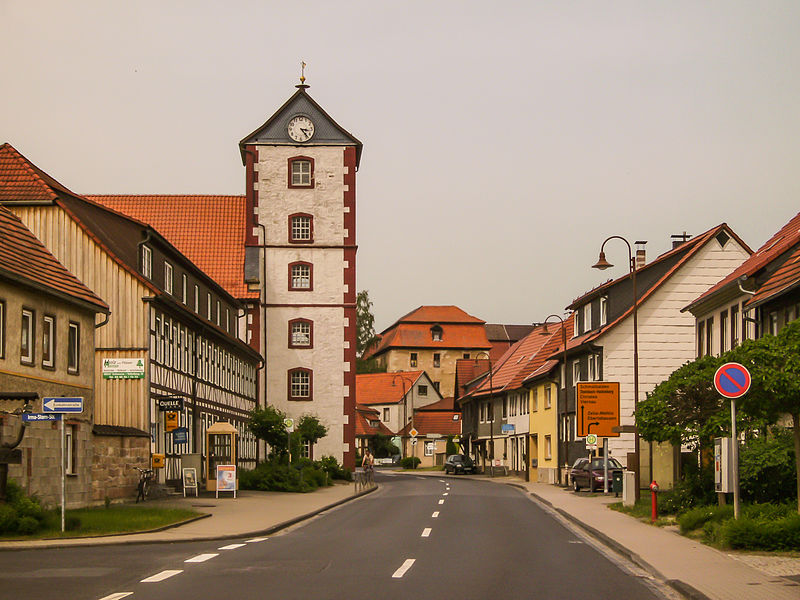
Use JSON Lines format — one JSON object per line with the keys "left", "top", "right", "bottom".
{"left": 288, "top": 261, "right": 313, "bottom": 291}
{"left": 431, "top": 325, "right": 443, "bottom": 341}
{"left": 288, "top": 318, "right": 313, "bottom": 348}
{"left": 288, "top": 368, "right": 313, "bottom": 401}
{"left": 288, "top": 213, "right": 314, "bottom": 244}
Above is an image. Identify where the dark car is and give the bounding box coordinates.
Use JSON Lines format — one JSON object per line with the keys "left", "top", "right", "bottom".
{"left": 569, "top": 457, "right": 623, "bottom": 492}
{"left": 444, "top": 454, "right": 475, "bottom": 475}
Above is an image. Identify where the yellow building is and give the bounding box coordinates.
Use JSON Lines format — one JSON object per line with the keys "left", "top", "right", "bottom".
{"left": 527, "top": 379, "right": 559, "bottom": 484}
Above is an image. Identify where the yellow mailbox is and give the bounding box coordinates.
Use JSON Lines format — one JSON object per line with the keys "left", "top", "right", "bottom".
{"left": 152, "top": 453, "right": 165, "bottom": 469}
{"left": 206, "top": 421, "right": 238, "bottom": 491}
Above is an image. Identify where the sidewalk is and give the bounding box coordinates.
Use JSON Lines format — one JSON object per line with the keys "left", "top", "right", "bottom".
{"left": 0, "top": 481, "right": 373, "bottom": 550}
{"left": 475, "top": 472, "right": 800, "bottom": 600}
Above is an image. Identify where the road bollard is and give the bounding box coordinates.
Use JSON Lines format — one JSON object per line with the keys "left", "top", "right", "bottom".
{"left": 650, "top": 480, "right": 659, "bottom": 523}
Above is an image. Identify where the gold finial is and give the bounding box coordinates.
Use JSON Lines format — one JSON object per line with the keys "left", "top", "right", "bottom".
{"left": 300, "top": 61, "right": 306, "bottom": 84}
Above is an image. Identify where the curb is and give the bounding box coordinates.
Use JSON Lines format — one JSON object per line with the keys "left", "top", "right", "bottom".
{"left": 0, "top": 484, "right": 378, "bottom": 551}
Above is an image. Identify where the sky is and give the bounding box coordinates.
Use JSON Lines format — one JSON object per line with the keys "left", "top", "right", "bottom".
{"left": 2, "top": 1, "right": 799, "bottom": 332}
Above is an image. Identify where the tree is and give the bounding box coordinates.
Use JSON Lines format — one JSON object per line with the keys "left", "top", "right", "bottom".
{"left": 356, "top": 290, "right": 377, "bottom": 358}
{"left": 248, "top": 405, "right": 288, "bottom": 457}
{"left": 296, "top": 414, "right": 328, "bottom": 459}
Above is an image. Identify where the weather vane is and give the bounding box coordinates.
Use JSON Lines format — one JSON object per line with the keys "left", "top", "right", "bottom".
{"left": 300, "top": 61, "right": 306, "bottom": 85}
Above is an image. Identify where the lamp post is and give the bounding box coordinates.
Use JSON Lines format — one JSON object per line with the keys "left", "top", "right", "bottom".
{"left": 392, "top": 374, "right": 413, "bottom": 458}
{"left": 539, "top": 315, "right": 569, "bottom": 486}
{"left": 473, "top": 352, "right": 494, "bottom": 477}
{"left": 592, "top": 236, "right": 644, "bottom": 501}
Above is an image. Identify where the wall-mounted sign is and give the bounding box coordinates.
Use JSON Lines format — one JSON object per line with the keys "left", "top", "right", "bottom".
{"left": 152, "top": 453, "right": 165, "bottom": 468}
{"left": 501, "top": 424, "right": 516, "bottom": 434}
{"left": 102, "top": 358, "right": 145, "bottom": 379}
{"left": 172, "top": 427, "right": 188, "bottom": 444}
{"left": 157, "top": 397, "right": 184, "bottom": 411}
{"left": 165, "top": 411, "right": 179, "bottom": 432}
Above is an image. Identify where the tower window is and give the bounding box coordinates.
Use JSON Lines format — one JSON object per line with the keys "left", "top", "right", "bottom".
{"left": 289, "top": 213, "right": 314, "bottom": 243}
{"left": 289, "top": 262, "right": 313, "bottom": 291}
{"left": 288, "top": 156, "right": 314, "bottom": 188}
{"left": 288, "top": 368, "right": 313, "bottom": 401}
{"left": 289, "top": 319, "right": 313, "bottom": 348}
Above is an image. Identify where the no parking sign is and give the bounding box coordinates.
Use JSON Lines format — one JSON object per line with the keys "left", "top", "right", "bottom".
{"left": 714, "top": 363, "right": 751, "bottom": 399}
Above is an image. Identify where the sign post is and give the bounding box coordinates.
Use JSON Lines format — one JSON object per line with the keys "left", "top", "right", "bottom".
{"left": 44, "top": 397, "right": 83, "bottom": 532}
{"left": 713, "top": 362, "right": 751, "bottom": 520}
{"left": 284, "top": 418, "right": 295, "bottom": 464}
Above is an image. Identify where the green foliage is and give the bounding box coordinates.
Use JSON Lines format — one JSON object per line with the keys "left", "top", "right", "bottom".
{"left": 739, "top": 428, "right": 797, "bottom": 504}
{"left": 719, "top": 513, "right": 800, "bottom": 551}
{"left": 356, "top": 290, "right": 378, "bottom": 359}
{"left": 400, "top": 456, "right": 421, "bottom": 469}
{"left": 659, "top": 464, "right": 716, "bottom": 514}
{"left": 0, "top": 480, "right": 48, "bottom": 535}
{"left": 319, "top": 455, "right": 352, "bottom": 481}
{"left": 248, "top": 405, "right": 289, "bottom": 454}
{"left": 446, "top": 436, "right": 458, "bottom": 456}
{"left": 370, "top": 434, "right": 399, "bottom": 458}
{"left": 678, "top": 505, "right": 734, "bottom": 533}
{"left": 356, "top": 357, "right": 387, "bottom": 374}
{"left": 64, "top": 516, "right": 82, "bottom": 531}
{"left": 240, "top": 456, "right": 348, "bottom": 492}
{"left": 297, "top": 414, "right": 328, "bottom": 446}
{"left": 0, "top": 504, "right": 17, "bottom": 533}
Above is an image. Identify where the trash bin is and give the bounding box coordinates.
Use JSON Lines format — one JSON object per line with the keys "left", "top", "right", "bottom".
{"left": 612, "top": 471, "right": 623, "bottom": 496}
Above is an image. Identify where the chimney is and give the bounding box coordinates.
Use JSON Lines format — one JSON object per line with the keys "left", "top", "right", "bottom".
{"left": 634, "top": 241, "right": 647, "bottom": 270}
{"left": 671, "top": 232, "right": 692, "bottom": 249}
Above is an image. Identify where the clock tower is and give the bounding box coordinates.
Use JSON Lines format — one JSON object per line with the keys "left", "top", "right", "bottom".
{"left": 240, "top": 82, "right": 361, "bottom": 469}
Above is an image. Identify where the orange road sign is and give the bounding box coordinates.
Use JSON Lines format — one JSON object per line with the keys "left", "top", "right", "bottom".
{"left": 577, "top": 382, "right": 620, "bottom": 438}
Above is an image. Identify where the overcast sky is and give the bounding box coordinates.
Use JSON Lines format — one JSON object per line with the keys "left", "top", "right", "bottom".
{"left": 2, "top": 2, "right": 799, "bottom": 331}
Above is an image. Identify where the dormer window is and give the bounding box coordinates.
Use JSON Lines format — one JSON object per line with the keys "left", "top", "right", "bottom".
{"left": 600, "top": 296, "right": 608, "bottom": 326}
{"left": 164, "top": 262, "right": 173, "bottom": 295}
{"left": 583, "top": 303, "right": 591, "bottom": 333}
{"left": 431, "top": 325, "right": 443, "bottom": 341}
{"left": 141, "top": 245, "right": 152, "bottom": 279}
{"left": 288, "top": 156, "right": 314, "bottom": 188}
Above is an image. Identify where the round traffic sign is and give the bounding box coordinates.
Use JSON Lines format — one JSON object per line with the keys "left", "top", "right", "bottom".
{"left": 714, "top": 362, "right": 751, "bottom": 399}
{"left": 586, "top": 433, "right": 598, "bottom": 445}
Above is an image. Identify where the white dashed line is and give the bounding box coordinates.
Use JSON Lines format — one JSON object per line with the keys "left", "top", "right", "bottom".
{"left": 438, "top": 479, "right": 445, "bottom": 482}
{"left": 185, "top": 553, "right": 219, "bottom": 563}
{"left": 443, "top": 492, "right": 449, "bottom": 496}
{"left": 245, "top": 537, "right": 269, "bottom": 542}
{"left": 432, "top": 511, "right": 439, "bottom": 518}
{"left": 438, "top": 499, "right": 444, "bottom": 504}
{"left": 421, "top": 528, "right": 432, "bottom": 537}
{"left": 392, "top": 559, "right": 416, "bottom": 578}
{"left": 218, "top": 543, "right": 246, "bottom": 550}
{"left": 141, "top": 570, "right": 183, "bottom": 583}
{"left": 98, "top": 594, "right": 133, "bottom": 600}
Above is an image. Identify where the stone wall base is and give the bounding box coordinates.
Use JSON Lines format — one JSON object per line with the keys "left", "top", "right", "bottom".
{"left": 91, "top": 434, "right": 150, "bottom": 502}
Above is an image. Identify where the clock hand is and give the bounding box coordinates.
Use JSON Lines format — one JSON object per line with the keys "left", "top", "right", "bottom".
{"left": 300, "top": 128, "right": 310, "bottom": 136}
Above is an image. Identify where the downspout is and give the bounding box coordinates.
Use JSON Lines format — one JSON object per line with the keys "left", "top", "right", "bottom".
{"left": 737, "top": 276, "right": 759, "bottom": 338}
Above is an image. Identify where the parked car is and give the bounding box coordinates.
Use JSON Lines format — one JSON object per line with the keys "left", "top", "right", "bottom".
{"left": 444, "top": 454, "right": 475, "bottom": 475}
{"left": 569, "top": 457, "right": 623, "bottom": 492}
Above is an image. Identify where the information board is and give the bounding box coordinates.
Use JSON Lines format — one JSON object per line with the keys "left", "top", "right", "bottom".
{"left": 576, "top": 382, "right": 621, "bottom": 438}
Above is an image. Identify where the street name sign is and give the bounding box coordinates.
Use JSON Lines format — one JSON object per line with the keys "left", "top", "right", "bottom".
{"left": 43, "top": 397, "right": 83, "bottom": 413}
{"left": 23, "top": 413, "right": 62, "bottom": 423}
{"left": 576, "top": 382, "right": 620, "bottom": 437}
{"left": 501, "top": 424, "right": 516, "bottom": 434}
{"left": 714, "top": 363, "right": 751, "bottom": 399}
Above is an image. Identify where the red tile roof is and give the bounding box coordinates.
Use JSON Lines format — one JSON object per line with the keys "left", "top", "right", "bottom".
{"left": 86, "top": 195, "right": 257, "bottom": 300}
{"left": 398, "top": 411, "right": 461, "bottom": 436}
{"left": 0, "top": 204, "right": 108, "bottom": 313}
{"left": 686, "top": 212, "right": 800, "bottom": 312}
{"left": 0, "top": 143, "right": 78, "bottom": 204}
{"left": 355, "top": 405, "right": 395, "bottom": 437}
{"left": 454, "top": 358, "right": 491, "bottom": 400}
{"left": 746, "top": 244, "right": 800, "bottom": 308}
{"left": 389, "top": 305, "right": 485, "bottom": 328}
{"left": 356, "top": 371, "right": 424, "bottom": 405}
{"left": 417, "top": 396, "right": 456, "bottom": 411}
{"left": 369, "top": 322, "right": 492, "bottom": 355}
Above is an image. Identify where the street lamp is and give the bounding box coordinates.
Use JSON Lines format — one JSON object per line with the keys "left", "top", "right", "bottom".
{"left": 392, "top": 374, "right": 414, "bottom": 458}
{"left": 473, "top": 351, "right": 494, "bottom": 477}
{"left": 539, "top": 315, "right": 568, "bottom": 486}
{"left": 592, "top": 236, "right": 644, "bottom": 501}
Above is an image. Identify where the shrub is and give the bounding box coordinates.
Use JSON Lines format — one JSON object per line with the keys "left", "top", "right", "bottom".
{"left": 16, "top": 516, "right": 39, "bottom": 535}
{"left": 659, "top": 463, "right": 715, "bottom": 514}
{"left": 64, "top": 516, "right": 82, "bottom": 531}
{"left": 400, "top": 457, "right": 421, "bottom": 469}
{"left": 0, "top": 504, "right": 17, "bottom": 533}
{"left": 319, "top": 456, "right": 351, "bottom": 481}
{"left": 720, "top": 514, "right": 800, "bottom": 551}
{"left": 739, "top": 429, "right": 797, "bottom": 504}
{"left": 678, "top": 505, "right": 733, "bottom": 533}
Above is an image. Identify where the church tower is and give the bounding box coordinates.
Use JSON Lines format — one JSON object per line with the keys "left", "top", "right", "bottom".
{"left": 240, "top": 79, "right": 361, "bottom": 469}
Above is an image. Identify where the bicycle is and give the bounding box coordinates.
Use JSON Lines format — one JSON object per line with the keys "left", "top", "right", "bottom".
{"left": 134, "top": 466, "right": 155, "bottom": 502}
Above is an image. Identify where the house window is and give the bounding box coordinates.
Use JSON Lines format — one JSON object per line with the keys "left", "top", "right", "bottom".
{"left": 431, "top": 325, "right": 443, "bottom": 341}
{"left": 289, "top": 262, "right": 313, "bottom": 291}
{"left": 532, "top": 388, "right": 538, "bottom": 411}
{"left": 706, "top": 317, "right": 714, "bottom": 356}
{"left": 720, "top": 310, "right": 728, "bottom": 352}
{"left": 731, "top": 304, "right": 739, "bottom": 347}
{"left": 288, "top": 368, "right": 312, "bottom": 400}
{"left": 424, "top": 441, "right": 435, "bottom": 457}
{"left": 433, "top": 353, "right": 441, "bottom": 368}
{"left": 182, "top": 274, "right": 188, "bottom": 304}
{"left": 600, "top": 296, "right": 608, "bottom": 326}
{"left": 433, "top": 381, "right": 440, "bottom": 392}
{"left": 288, "top": 156, "right": 314, "bottom": 188}
{"left": 544, "top": 435, "right": 552, "bottom": 460}
{"left": 410, "top": 352, "right": 418, "bottom": 367}
{"left": 697, "top": 320, "right": 705, "bottom": 357}
{"left": 42, "top": 315, "right": 55, "bottom": 369}
{"left": 418, "top": 385, "right": 428, "bottom": 397}
{"left": 583, "top": 303, "right": 592, "bottom": 333}
{"left": 769, "top": 311, "right": 779, "bottom": 336}
{"left": 164, "top": 262, "right": 173, "bottom": 294}
{"left": 502, "top": 397, "right": 508, "bottom": 419}
{"left": 544, "top": 386, "right": 552, "bottom": 409}
{"left": 289, "top": 319, "right": 313, "bottom": 348}
{"left": 65, "top": 424, "right": 75, "bottom": 474}
{"left": 216, "top": 301, "right": 221, "bottom": 326}
{"left": 207, "top": 293, "right": 212, "bottom": 320}
{"left": 572, "top": 360, "right": 581, "bottom": 388}
{"left": 588, "top": 354, "right": 597, "bottom": 381}
{"left": 301, "top": 439, "right": 311, "bottom": 459}
{"left": 68, "top": 322, "right": 79, "bottom": 374}
{"left": 226, "top": 308, "right": 231, "bottom": 332}
{"left": 289, "top": 213, "right": 313, "bottom": 243}
{"left": 463, "top": 353, "right": 470, "bottom": 359}
{"left": 194, "top": 285, "right": 199, "bottom": 313}
{"left": 0, "top": 300, "right": 4, "bottom": 359}
{"left": 383, "top": 407, "right": 390, "bottom": 422}
{"left": 141, "top": 245, "right": 152, "bottom": 279}
{"left": 20, "top": 309, "right": 34, "bottom": 364}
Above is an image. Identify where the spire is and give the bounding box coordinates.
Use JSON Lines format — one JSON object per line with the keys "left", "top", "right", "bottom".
{"left": 296, "top": 60, "right": 309, "bottom": 90}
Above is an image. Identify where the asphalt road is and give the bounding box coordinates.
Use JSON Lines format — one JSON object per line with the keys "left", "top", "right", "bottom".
{"left": 0, "top": 473, "right": 670, "bottom": 600}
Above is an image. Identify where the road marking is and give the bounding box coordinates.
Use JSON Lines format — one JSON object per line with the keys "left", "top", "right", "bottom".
{"left": 392, "top": 559, "right": 416, "bottom": 578}
{"left": 568, "top": 540, "right": 584, "bottom": 544}
{"left": 185, "top": 553, "right": 219, "bottom": 563}
{"left": 443, "top": 492, "right": 449, "bottom": 496}
{"left": 438, "top": 499, "right": 445, "bottom": 505}
{"left": 245, "top": 537, "right": 269, "bottom": 542}
{"left": 99, "top": 594, "right": 133, "bottom": 600}
{"left": 432, "top": 511, "right": 439, "bottom": 518}
{"left": 421, "top": 528, "right": 432, "bottom": 537}
{"left": 141, "top": 570, "right": 183, "bottom": 583}
{"left": 219, "top": 543, "right": 246, "bottom": 550}
{"left": 439, "top": 479, "right": 445, "bottom": 482}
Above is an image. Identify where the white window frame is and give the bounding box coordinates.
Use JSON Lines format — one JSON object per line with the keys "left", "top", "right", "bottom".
{"left": 290, "top": 369, "right": 311, "bottom": 400}
{"left": 544, "top": 386, "right": 552, "bottom": 409}
{"left": 68, "top": 322, "right": 79, "bottom": 374}
{"left": 588, "top": 354, "right": 597, "bottom": 382}
{"left": 572, "top": 360, "right": 581, "bottom": 388}
{"left": 532, "top": 388, "right": 538, "bottom": 412}
{"left": 291, "top": 215, "right": 312, "bottom": 241}
{"left": 42, "top": 314, "right": 55, "bottom": 368}
{"left": 164, "top": 262, "right": 173, "bottom": 294}
{"left": 291, "top": 264, "right": 311, "bottom": 289}
{"left": 291, "top": 160, "right": 312, "bottom": 187}
{"left": 194, "top": 284, "right": 200, "bottom": 313}
{"left": 207, "top": 293, "right": 212, "bottom": 320}
{"left": 291, "top": 320, "right": 312, "bottom": 347}
{"left": 583, "top": 303, "right": 591, "bottom": 333}
{"left": 21, "top": 308, "right": 34, "bottom": 364}
{"left": 141, "top": 245, "right": 152, "bottom": 279}
{"left": 600, "top": 296, "right": 608, "bottom": 326}
{"left": 182, "top": 274, "right": 188, "bottom": 304}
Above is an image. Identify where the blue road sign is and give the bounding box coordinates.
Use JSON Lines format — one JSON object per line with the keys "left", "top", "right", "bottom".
{"left": 42, "top": 397, "right": 84, "bottom": 413}
{"left": 22, "top": 413, "right": 62, "bottom": 423}
{"left": 714, "top": 363, "right": 751, "bottom": 399}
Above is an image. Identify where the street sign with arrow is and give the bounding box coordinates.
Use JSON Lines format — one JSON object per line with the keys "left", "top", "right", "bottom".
{"left": 43, "top": 397, "right": 83, "bottom": 413}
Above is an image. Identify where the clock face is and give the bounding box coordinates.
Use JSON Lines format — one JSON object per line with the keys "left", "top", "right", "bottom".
{"left": 287, "top": 115, "right": 315, "bottom": 142}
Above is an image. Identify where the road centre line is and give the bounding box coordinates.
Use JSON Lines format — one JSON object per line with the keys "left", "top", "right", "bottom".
{"left": 438, "top": 499, "right": 444, "bottom": 504}
{"left": 392, "top": 559, "right": 416, "bottom": 578}
{"left": 443, "top": 492, "right": 448, "bottom": 496}
{"left": 185, "top": 553, "right": 219, "bottom": 563}
{"left": 219, "top": 543, "right": 246, "bottom": 550}
{"left": 438, "top": 479, "right": 445, "bottom": 482}
{"left": 98, "top": 594, "right": 132, "bottom": 600}
{"left": 245, "top": 537, "right": 269, "bottom": 542}
{"left": 141, "top": 570, "right": 183, "bottom": 583}
{"left": 432, "top": 511, "right": 439, "bottom": 518}
{"left": 421, "top": 528, "right": 432, "bottom": 537}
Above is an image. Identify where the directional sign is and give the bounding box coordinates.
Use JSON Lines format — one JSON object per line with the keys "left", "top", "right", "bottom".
{"left": 43, "top": 397, "right": 83, "bottom": 413}
{"left": 714, "top": 363, "right": 751, "bottom": 399}
{"left": 576, "top": 383, "right": 620, "bottom": 437}
{"left": 22, "top": 413, "right": 62, "bottom": 423}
